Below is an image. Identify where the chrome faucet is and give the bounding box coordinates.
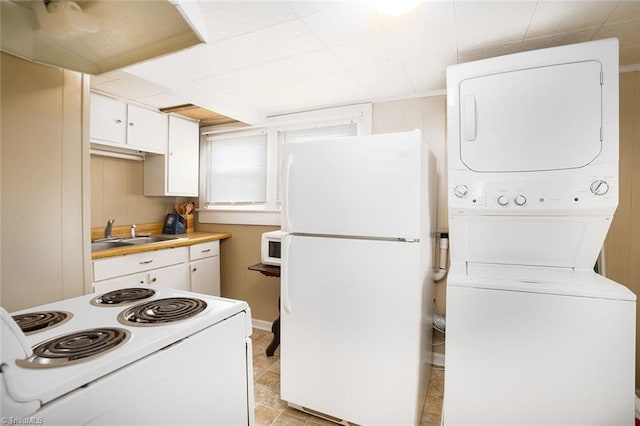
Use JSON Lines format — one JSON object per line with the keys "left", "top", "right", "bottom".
{"left": 105, "top": 218, "right": 115, "bottom": 239}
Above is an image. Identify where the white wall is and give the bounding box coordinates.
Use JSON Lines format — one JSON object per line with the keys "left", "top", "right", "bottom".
{"left": 0, "top": 53, "right": 91, "bottom": 312}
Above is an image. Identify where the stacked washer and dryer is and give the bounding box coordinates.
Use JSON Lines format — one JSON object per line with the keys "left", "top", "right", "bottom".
{"left": 443, "top": 38, "right": 637, "bottom": 424}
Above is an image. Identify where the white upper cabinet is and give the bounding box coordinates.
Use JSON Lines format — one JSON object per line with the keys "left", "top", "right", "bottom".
{"left": 90, "top": 92, "right": 168, "bottom": 154}
{"left": 168, "top": 115, "right": 199, "bottom": 195}
{"left": 126, "top": 104, "right": 169, "bottom": 153}
{"left": 144, "top": 115, "right": 199, "bottom": 196}
{"left": 90, "top": 93, "right": 127, "bottom": 145}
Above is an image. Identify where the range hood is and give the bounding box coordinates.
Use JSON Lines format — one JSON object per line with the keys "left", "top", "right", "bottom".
{"left": 1, "top": 0, "right": 208, "bottom": 75}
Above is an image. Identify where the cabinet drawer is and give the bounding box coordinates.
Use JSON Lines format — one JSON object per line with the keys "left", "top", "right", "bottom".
{"left": 93, "top": 247, "right": 188, "bottom": 282}
{"left": 93, "top": 272, "right": 148, "bottom": 294}
{"left": 189, "top": 241, "right": 219, "bottom": 260}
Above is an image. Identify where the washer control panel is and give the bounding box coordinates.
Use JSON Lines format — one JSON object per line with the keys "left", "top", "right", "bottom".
{"left": 449, "top": 168, "right": 617, "bottom": 213}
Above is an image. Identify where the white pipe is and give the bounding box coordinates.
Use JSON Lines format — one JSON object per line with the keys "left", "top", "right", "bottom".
{"left": 433, "top": 233, "right": 449, "bottom": 282}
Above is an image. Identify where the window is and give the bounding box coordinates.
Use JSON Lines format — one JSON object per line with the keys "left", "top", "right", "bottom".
{"left": 202, "top": 130, "right": 267, "bottom": 206}
{"left": 199, "top": 103, "right": 372, "bottom": 225}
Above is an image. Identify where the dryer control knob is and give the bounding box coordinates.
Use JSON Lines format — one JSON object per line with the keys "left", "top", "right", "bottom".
{"left": 453, "top": 185, "right": 469, "bottom": 198}
{"left": 514, "top": 195, "right": 527, "bottom": 206}
{"left": 590, "top": 180, "right": 609, "bottom": 196}
{"left": 497, "top": 195, "right": 509, "bottom": 206}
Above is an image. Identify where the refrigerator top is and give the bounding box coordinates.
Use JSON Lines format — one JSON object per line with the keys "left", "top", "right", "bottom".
{"left": 281, "top": 130, "right": 432, "bottom": 241}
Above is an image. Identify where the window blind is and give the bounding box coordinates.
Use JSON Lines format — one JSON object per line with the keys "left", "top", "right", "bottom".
{"left": 204, "top": 131, "right": 267, "bottom": 205}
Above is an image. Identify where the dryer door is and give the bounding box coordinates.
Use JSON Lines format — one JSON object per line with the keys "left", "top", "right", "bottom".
{"left": 458, "top": 60, "right": 602, "bottom": 172}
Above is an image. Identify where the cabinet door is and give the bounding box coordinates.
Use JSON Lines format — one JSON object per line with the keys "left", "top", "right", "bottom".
{"left": 167, "top": 115, "right": 199, "bottom": 196}
{"left": 90, "top": 93, "right": 127, "bottom": 145}
{"left": 149, "top": 263, "right": 190, "bottom": 291}
{"left": 127, "top": 104, "right": 168, "bottom": 154}
{"left": 190, "top": 256, "right": 220, "bottom": 296}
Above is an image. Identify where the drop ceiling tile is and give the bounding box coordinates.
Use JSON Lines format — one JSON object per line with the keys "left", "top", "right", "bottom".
{"left": 196, "top": 49, "right": 345, "bottom": 95}
{"left": 91, "top": 69, "right": 129, "bottom": 86}
{"left": 403, "top": 52, "right": 457, "bottom": 93}
{"left": 454, "top": 1, "right": 537, "bottom": 51}
{"left": 233, "top": 70, "right": 370, "bottom": 116}
{"left": 300, "top": 1, "right": 384, "bottom": 49}
{"left": 347, "top": 57, "right": 414, "bottom": 99}
{"left": 381, "top": 2, "right": 457, "bottom": 64}
{"left": 123, "top": 44, "right": 223, "bottom": 83}
{"left": 522, "top": 28, "right": 600, "bottom": 52}
{"left": 244, "top": 18, "right": 326, "bottom": 61}
{"left": 527, "top": 1, "right": 618, "bottom": 39}
{"left": 197, "top": 1, "right": 298, "bottom": 42}
{"left": 457, "top": 42, "right": 523, "bottom": 64}
{"left": 196, "top": 36, "right": 276, "bottom": 76}
{"left": 133, "top": 93, "right": 192, "bottom": 110}
{"left": 287, "top": 1, "right": 334, "bottom": 18}
{"left": 91, "top": 74, "right": 168, "bottom": 100}
{"left": 330, "top": 34, "right": 396, "bottom": 72}
{"left": 606, "top": 1, "right": 640, "bottom": 24}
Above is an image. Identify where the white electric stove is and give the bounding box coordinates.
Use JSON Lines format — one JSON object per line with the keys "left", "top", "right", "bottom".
{"left": 1, "top": 287, "right": 254, "bottom": 425}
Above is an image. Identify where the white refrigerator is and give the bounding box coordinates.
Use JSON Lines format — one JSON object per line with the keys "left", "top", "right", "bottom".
{"left": 280, "top": 130, "right": 435, "bottom": 425}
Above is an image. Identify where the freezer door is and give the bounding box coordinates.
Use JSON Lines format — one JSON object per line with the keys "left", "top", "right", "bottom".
{"left": 280, "top": 235, "right": 429, "bottom": 425}
{"left": 282, "top": 130, "right": 424, "bottom": 239}
{"left": 458, "top": 61, "right": 602, "bottom": 172}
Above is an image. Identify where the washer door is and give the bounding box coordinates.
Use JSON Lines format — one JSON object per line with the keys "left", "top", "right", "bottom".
{"left": 458, "top": 60, "right": 602, "bottom": 172}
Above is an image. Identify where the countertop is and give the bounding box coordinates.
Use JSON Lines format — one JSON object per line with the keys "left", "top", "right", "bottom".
{"left": 91, "top": 232, "right": 232, "bottom": 260}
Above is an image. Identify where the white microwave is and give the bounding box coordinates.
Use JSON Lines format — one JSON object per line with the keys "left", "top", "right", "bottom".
{"left": 261, "top": 230, "right": 285, "bottom": 266}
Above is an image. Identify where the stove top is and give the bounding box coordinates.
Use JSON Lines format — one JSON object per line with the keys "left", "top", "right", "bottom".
{"left": 90, "top": 287, "right": 156, "bottom": 307}
{"left": 118, "top": 297, "right": 208, "bottom": 326}
{"left": 12, "top": 311, "right": 72, "bottom": 335}
{"left": 17, "top": 328, "right": 131, "bottom": 369}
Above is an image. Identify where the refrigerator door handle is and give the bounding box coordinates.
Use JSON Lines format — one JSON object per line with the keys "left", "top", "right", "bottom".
{"left": 282, "top": 235, "right": 292, "bottom": 314}
{"left": 282, "top": 153, "right": 294, "bottom": 232}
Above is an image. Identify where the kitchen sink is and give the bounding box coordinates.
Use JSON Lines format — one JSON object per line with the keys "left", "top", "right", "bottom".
{"left": 91, "top": 235, "right": 184, "bottom": 252}
{"left": 91, "top": 241, "right": 131, "bottom": 252}
{"left": 121, "top": 235, "right": 182, "bottom": 245}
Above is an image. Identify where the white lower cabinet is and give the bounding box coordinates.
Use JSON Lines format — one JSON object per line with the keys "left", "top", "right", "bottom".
{"left": 92, "top": 242, "right": 221, "bottom": 295}
{"left": 189, "top": 241, "right": 220, "bottom": 296}
{"left": 93, "top": 247, "right": 189, "bottom": 293}
{"left": 148, "top": 263, "right": 189, "bottom": 292}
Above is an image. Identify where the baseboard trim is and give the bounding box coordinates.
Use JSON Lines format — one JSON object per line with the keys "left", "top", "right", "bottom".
{"left": 252, "top": 319, "right": 273, "bottom": 331}
{"left": 432, "top": 352, "right": 445, "bottom": 367}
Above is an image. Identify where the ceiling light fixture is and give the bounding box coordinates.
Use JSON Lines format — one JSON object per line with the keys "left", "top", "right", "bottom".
{"left": 372, "top": 0, "right": 422, "bottom": 16}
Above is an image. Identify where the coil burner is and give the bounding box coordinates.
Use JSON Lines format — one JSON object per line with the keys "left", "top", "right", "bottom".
{"left": 91, "top": 287, "right": 156, "bottom": 307}
{"left": 12, "top": 311, "right": 73, "bottom": 335}
{"left": 118, "top": 297, "right": 208, "bottom": 326}
{"left": 16, "top": 328, "right": 131, "bottom": 368}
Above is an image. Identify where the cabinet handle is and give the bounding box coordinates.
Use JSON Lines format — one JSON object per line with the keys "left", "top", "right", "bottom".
{"left": 201, "top": 249, "right": 211, "bottom": 253}
{"left": 192, "top": 267, "right": 197, "bottom": 272}
{"left": 151, "top": 277, "right": 157, "bottom": 283}
{"left": 129, "top": 122, "right": 135, "bottom": 127}
{"left": 116, "top": 119, "right": 122, "bottom": 124}
{"left": 139, "top": 259, "right": 153, "bottom": 264}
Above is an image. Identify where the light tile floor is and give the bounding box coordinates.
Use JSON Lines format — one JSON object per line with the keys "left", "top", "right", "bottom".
{"left": 251, "top": 329, "right": 444, "bottom": 426}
